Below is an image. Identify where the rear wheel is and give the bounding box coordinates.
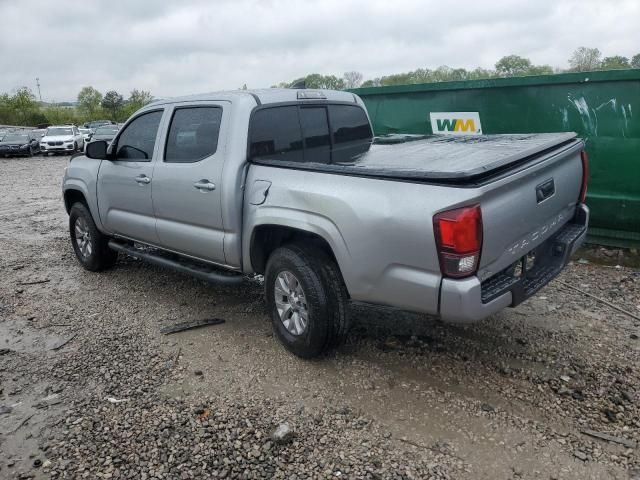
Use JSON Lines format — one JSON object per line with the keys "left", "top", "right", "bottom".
{"left": 265, "top": 244, "right": 349, "bottom": 358}
{"left": 69, "top": 202, "right": 118, "bottom": 271}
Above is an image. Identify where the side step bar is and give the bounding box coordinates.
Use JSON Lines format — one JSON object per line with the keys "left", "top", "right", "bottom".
{"left": 108, "top": 240, "right": 244, "bottom": 286}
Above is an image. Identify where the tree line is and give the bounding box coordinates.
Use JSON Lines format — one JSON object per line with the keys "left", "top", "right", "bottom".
{"left": 1, "top": 47, "right": 638, "bottom": 127}
{"left": 275, "top": 47, "right": 640, "bottom": 89}
{"left": 0, "top": 87, "right": 153, "bottom": 127}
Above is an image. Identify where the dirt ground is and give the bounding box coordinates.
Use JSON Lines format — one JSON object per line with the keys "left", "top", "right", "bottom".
{"left": 0, "top": 155, "right": 639, "bottom": 479}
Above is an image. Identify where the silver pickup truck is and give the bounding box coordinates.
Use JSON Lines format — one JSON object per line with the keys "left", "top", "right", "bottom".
{"left": 62, "top": 88, "right": 589, "bottom": 358}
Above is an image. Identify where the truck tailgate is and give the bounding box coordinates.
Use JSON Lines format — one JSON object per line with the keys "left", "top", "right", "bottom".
{"left": 475, "top": 139, "right": 585, "bottom": 281}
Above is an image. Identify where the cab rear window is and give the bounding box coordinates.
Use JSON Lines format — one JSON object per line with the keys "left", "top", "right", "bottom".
{"left": 248, "top": 103, "right": 372, "bottom": 164}
{"left": 249, "top": 106, "right": 303, "bottom": 163}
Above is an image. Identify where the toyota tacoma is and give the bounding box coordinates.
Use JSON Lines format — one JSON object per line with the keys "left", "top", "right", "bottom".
{"left": 62, "top": 88, "right": 589, "bottom": 358}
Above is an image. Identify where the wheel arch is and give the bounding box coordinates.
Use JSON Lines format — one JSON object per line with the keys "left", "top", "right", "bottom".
{"left": 249, "top": 224, "right": 351, "bottom": 297}
{"left": 63, "top": 187, "right": 89, "bottom": 213}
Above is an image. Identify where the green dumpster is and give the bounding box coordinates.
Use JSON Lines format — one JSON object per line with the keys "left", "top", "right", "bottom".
{"left": 352, "top": 70, "right": 640, "bottom": 247}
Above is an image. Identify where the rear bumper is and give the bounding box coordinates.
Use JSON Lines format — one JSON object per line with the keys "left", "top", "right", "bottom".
{"left": 439, "top": 204, "right": 589, "bottom": 323}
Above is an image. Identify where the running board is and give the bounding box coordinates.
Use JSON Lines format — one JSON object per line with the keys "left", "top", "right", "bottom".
{"left": 108, "top": 240, "right": 244, "bottom": 286}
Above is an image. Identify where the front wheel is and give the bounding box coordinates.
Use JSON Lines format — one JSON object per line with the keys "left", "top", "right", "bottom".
{"left": 265, "top": 244, "right": 349, "bottom": 358}
{"left": 69, "top": 202, "right": 118, "bottom": 271}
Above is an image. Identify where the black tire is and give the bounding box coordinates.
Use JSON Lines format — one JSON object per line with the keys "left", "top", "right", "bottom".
{"left": 72, "top": 142, "right": 78, "bottom": 153}
{"left": 69, "top": 202, "right": 118, "bottom": 271}
{"left": 265, "top": 243, "right": 349, "bottom": 358}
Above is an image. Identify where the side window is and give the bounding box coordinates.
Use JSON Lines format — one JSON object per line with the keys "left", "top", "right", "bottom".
{"left": 164, "top": 107, "right": 223, "bottom": 163}
{"left": 115, "top": 110, "right": 163, "bottom": 161}
{"left": 299, "top": 107, "right": 330, "bottom": 164}
{"left": 249, "top": 106, "right": 303, "bottom": 163}
{"left": 328, "top": 105, "right": 373, "bottom": 163}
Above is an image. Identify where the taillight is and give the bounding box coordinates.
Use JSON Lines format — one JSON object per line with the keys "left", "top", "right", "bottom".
{"left": 433, "top": 205, "right": 483, "bottom": 278}
{"left": 579, "top": 150, "right": 589, "bottom": 203}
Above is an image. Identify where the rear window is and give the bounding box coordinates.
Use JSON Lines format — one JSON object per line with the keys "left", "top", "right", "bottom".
{"left": 249, "top": 106, "right": 303, "bottom": 162}
{"left": 299, "top": 107, "right": 331, "bottom": 164}
{"left": 249, "top": 103, "right": 371, "bottom": 164}
{"left": 328, "top": 105, "right": 372, "bottom": 163}
{"left": 329, "top": 105, "right": 372, "bottom": 144}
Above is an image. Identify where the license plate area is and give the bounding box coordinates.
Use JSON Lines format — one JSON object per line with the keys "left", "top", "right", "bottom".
{"left": 480, "top": 221, "right": 586, "bottom": 305}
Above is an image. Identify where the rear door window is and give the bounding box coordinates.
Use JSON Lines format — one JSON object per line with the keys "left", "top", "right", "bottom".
{"left": 249, "top": 106, "right": 303, "bottom": 162}
{"left": 164, "top": 106, "right": 223, "bottom": 163}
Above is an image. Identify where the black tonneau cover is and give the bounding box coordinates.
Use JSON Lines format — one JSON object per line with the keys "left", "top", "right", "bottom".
{"left": 253, "top": 132, "right": 579, "bottom": 184}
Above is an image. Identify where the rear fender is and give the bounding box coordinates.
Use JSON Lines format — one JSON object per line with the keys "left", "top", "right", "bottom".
{"left": 243, "top": 206, "right": 351, "bottom": 279}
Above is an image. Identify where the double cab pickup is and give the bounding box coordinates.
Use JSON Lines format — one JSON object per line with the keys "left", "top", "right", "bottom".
{"left": 62, "top": 88, "right": 589, "bottom": 357}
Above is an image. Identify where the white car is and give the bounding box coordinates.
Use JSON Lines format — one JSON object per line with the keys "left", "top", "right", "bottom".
{"left": 40, "top": 125, "right": 84, "bottom": 155}
{"left": 79, "top": 128, "right": 92, "bottom": 145}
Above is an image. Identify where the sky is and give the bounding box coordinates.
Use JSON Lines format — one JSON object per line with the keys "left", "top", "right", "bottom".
{"left": 1, "top": 0, "right": 638, "bottom": 102}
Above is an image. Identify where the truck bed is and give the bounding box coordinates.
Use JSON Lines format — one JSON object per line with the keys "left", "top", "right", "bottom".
{"left": 252, "top": 132, "right": 579, "bottom": 184}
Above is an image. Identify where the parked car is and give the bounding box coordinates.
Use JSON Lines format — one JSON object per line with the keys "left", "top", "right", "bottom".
{"left": 87, "top": 125, "right": 119, "bottom": 145}
{"left": 32, "top": 128, "right": 47, "bottom": 138}
{"left": 62, "top": 89, "right": 589, "bottom": 358}
{"left": 85, "top": 120, "right": 114, "bottom": 132}
{"left": 79, "top": 128, "right": 92, "bottom": 144}
{"left": 40, "top": 125, "right": 84, "bottom": 155}
{"left": 0, "top": 131, "right": 41, "bottom": 157}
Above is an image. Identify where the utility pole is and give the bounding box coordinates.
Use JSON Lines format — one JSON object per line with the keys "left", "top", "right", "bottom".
{"left": 36, "top": 77, "right": 42, "bottom": 102}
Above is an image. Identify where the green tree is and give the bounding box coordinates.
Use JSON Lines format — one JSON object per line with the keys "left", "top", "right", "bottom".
{"left": 360, "top": 78, "right": 381, "bottom": 88}
{"left": 495, "top": 55, "right": 533, "bottom": 76}
{"left": 0, "top": 93, "right": 12, "bottom": 124}
{"left": 10, "top": 87, "right": 38, "bottom": 125}
{"left": 632, "top": 53, "right": 640, "bottom": 68}
{"left": 569, "top": 47, "right": 601, "bottom": 72}
{"left": 600, "top": 55, "right": 630, "bottom": 70}
{"left": 128, "top": 89, "right": 153, "bottom": 109}
{"left": 467, "top": 67, "right": 496, "bottom": 80}
{"left": 41, "top": 105, "right": 80, "bottom": 125}
{"left": 120, "top": 89, "right": 153, "bottom": 120}
{"left": 101, "top": 90, "right": 124, "bottom": 120}
{"left": 303, "top": 74, "right": 346, "bottom": 90}
{"left": 528, "top": 64, "right": 554, "bottom": 75}
{"left": 77, "top": 86, "right": 103, "bottom": 120}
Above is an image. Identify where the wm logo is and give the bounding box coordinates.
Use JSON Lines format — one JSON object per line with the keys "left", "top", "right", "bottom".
{"left": 436, "top": 118, "right": 477, "bottom": 132}
{"left": 430, "top": 112, "right": 482, "bottom": 135}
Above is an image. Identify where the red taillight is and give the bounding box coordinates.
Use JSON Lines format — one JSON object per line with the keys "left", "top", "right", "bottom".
{"left": 579, "top": 150, "right": 589, "bottom": 203}
{"left": 433, "top": 205, "right": 483, "bottom": 278}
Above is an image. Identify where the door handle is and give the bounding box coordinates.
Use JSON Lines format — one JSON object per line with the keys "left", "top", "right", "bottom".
{"left": 135, "top": 175, "right": 151, "bottom": 185}
{"left": 193, "top": 180, "right": 216, "bottom": 191}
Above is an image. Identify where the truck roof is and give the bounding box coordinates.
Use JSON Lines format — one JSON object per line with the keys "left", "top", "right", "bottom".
{"left": 148, "top": 88, "right": 358, "bottom": 106}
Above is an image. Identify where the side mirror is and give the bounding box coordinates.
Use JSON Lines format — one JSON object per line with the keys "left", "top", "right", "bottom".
{"left": 86, "top": 140, "right": 108, "bottom": 159}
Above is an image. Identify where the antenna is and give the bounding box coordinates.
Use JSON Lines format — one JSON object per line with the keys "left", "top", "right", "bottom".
{"left": 36, "top": 77, "right": 42, "bottom": 101}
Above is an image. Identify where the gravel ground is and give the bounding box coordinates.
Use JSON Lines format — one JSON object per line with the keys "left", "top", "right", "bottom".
{"left": 0, "top": 155, "right": 639, "bottom": 479}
